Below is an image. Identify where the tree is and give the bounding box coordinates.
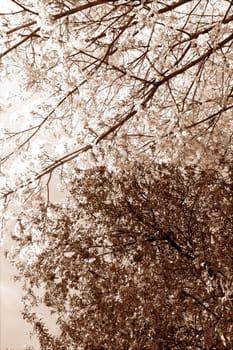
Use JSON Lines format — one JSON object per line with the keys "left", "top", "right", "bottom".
{"left": 9, "top": 163, "right": 233, "bottom": 349}
{"left": 1, "top": 2, "right": 232, "bottom": 348}
{"left": 0, "top": 0, "right": 232, "bottom": 207}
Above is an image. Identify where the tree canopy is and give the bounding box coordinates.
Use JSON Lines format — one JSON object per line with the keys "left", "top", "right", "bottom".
{"left": 9, "top": 163, "right": 233, "bottom": 349}
{"left": 0, "top": 1, "right": 232, "bottom": 349}
{"left": 0, "top": 0, "right": 232, "bottom": 205}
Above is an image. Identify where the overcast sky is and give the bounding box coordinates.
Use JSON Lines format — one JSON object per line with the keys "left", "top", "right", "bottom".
{"left": 0, "top": 70, "right": 41, "bottom": 347}
{"left": 0, "top": 61, "right": 38, "bottom": 347}
{"left": 0, "top": 100, "right": 65, "bottom": 350}
{"left": 0, "top": 55, "right": 67, "bottom": 346}
{"left": 0, "top": 246, "right": 39, "bottom": 349}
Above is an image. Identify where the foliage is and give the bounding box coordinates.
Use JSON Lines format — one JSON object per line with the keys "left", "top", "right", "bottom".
{"left": 9, "top": 163, "right": 233, "bottom": 349}
{"left": 1, "top": 1, "right": 232, "bottom": 348}
{"left": 0, "top": 0, "right": 232, "bottom": 206}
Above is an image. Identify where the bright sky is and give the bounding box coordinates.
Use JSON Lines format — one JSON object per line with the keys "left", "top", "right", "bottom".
{"left": 0, "top": 93, "right": 65, "bottom": 349}
{"left": 0, "top": 247, "right": 40, "bottom": 349}
{"left": 0, "top": 87, "right": 38, "bottom": 348}
{"left": 0, "top": 65, "right": 61, "bottom": 348}
{"left": 0, "top": 21, "right": 35, "bottom": 341}
{"left": 0, "top": 4, "right": 21, "bottom": 345}
{"left": 0, "top": 0, "right": 17, "bottom": 11}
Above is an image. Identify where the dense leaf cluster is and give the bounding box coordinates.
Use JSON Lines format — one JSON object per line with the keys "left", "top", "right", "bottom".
{"left": 1, "top": 1, "right": 232, "bottom": 349}
{"left": 11, "top": 163, "right": 233, "bottom": 349}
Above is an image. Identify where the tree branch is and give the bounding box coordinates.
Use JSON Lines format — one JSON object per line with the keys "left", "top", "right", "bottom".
{"left": 10, "top": 0, "right": 39, "bottom": 15}
{"left": 53, "top": 0, "right": 115, "bottom": 20}
{"left": 0, "top": 27, "right": 40, "bottom": 59}
{"left": 143, "top": 32, "right": 233, "bottom": 106}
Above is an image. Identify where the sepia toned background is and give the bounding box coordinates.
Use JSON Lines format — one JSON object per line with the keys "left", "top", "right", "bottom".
{"left": 0, "top": 49, "right": 40, "bottom": 346}
{"left": 0, "top": 73, "right": 65, "bottom": 350}
{"left": 0, "top": 246, "right": 39, "bottom": 349}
